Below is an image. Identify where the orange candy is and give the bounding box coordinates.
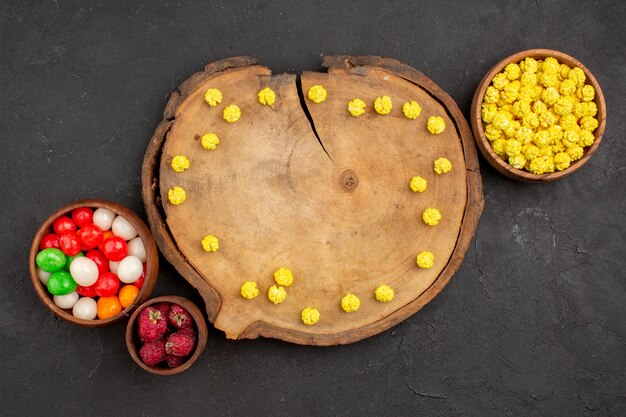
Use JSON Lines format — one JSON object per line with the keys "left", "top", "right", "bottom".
{"left": 118, "top": 285, "right": 140, "bottom": 308}
{"left": 97, "top": 296, "right": 122, "bottom": 319}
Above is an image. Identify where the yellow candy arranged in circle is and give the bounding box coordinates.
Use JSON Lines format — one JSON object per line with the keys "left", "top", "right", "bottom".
{"left": 422, "top": 208, "right": 442, "bottom": 226}
{"left": 348, "top": 98, "right": 366, "bottom": 117}
{"left": 171, "top": 155, "right": 189, "bottom": 172}
{"left": 201, "top": 235, "right": 219, "bottom": 252}
{"left": 341, "top": 294, "right": 360, "bottom": 312}
{"left": 204, "top": 88, "right": 223, "bottom": 107}
{"left": 427, "top": 116, "right": 446, "bottom": 134}
{"left": 268, "top": 285, "right": 286, "bottom": 304}
{"left": 416, "top": 251, "right": 434, "bottom": 269}
{"left": 301, "top": 307, "right": 320, "bottom": 325}
{"left": 201, "top": 133, "right": 219, "bottom": 150}
{"left": 258, "top": 87, "right": 276, "bottom": 105}
{"left": 273, "top": 267, "right": 294, "bottom": 287}
{"left": 375, "top": 285, "right": 394, "bottom": 303}
{"left": 223, "top": 104, "right": 241, "bottom": 123}
{"left": 374, "top": 96, "right": 392, "bottom": 115}
{"left": 409, "top": 176, "right": 427, "bottom": 193}
{"left": 240, "top": 281, "right": 259, "bottom": 300}
{"left": 434, "top": 157, "right": 452, "bottom": 174}
{"left": 308, "top": 85, "right": 327, "bottom": 103}
{"left": 167, "top": 187, "right": 186, "bottom": 205}
{"left": 402, "top": 101, "right": 422, "bottom": 119}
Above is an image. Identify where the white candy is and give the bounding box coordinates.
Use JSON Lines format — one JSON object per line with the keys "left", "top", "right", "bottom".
{"left": 109, "top": 261, "right": 120, "bottom": 274}
{"left": 127, "top": 237, "right": 146, "bottom": 262}
{"left": 73, "top": 297, "right": 97, "bottom": 320}
{"left": 111, "top": 216, "right": 138, "bottom": 241}
{"left": 37, "top": 267, "right": 51, "bottom": 285}
{"left": 93, "top": 208, "right": 116, "bottom": 231}
{"left": 53, "top": 291, "right": 79, "bottom": 309}
{"left": 69, "top": 257, "right": 99, "bottom": 286}
{"left": 117, "top": 255, "right": 143, "bottom": 283}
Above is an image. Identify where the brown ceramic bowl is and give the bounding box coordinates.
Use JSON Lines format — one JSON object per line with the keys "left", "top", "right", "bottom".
{"left": 126, "top": 296, "right": 208, "bottom": 375}
{"left": 29, "top": 199, "right": 158, "bottom": 326}
{"left": 470, "top": 49, "right": 606, "bottom": 182}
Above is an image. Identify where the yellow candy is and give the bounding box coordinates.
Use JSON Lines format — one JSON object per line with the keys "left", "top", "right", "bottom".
{"left": 542, "top": 57, "right": 560, "bottom": 74}
{"left": 171, "top": 155, "right": 190, "bottom": 172}
{"left": 308, "top": 85, "right": 327, "bottom": 103}
{"left": 375, "top": 285, "right": 395, "bottom": 302}
{"left": 204, "top": 88, "right": 223, "bottom": 106}
{"left": 348, "top": 98, "right": 366, "bottom": 117}
{"left": 540, "top": 72, "right": 558, "bottom": 88}
{"left": 559, "top": 63, "right": 571, "bottom": 80}
{"left": 484, "top": 86, "right": 500, "bottom": 104}
{"left": 502, "top": 84, "right": 519, "bottom": 103}
{"left": 559, "top": 114, "right": 579, "bottom": 131}
{"left": 484, "top": 124, "right": 502, "bottom": 141}
{"left": 559, "top": 79, "right": 577, "bottom": 96}
{"left": 402, "top": 100, "right": 422, "bottom": 119}
{"left": 341, "top": 294, "right": 361, "bottom": 313}
{"left": 529, "top": 155, "right": 553, "bottom": 175}
{"left": 409, "top": 176, "right": 427, "bottom": 193}
{"left": 492, "top": 139, "right": 507, "bottom": 158}
{"left": 273, "top": 267, "right": 294, "bottom": 287}
{"left": 240, "top": 281, "right": 259, "bottom": 300}
{"left": 416, "top": 251, "right": 434, "bottom": 269}
{"left": 523, "top": 145, "right": 540, "bottom": 160}
{"left": 568, "top": 67, "right": 586, "bottom": 87}
{"left": 520, "top": 57, "right": 538, "bottom": 73}
{"left": 534, "top": 130, "right": 552, "bottom": 147}
{"left": 492, "top": 73, "right": 509, "bottom": 90}
{"left": 223, "top": 104, "right": 241, "bottom": 123}
{"left": 541, "top": 87, "right": 560, "bottom": 105}
{"left": 580, "top": 85, "right": 595, "bottom": 102}
{"left": 374, "top": 96, "right": 393, "bottom": 115}
{"left": 580, "top": 116, "right": 598, "bottom": 132}
{"left": 201, "top": 235, "right": 219, "bottom": 252}
{"left": 481, "top": 103, "right": 498, "bottom": 123}
{"left": 427, "top": 116, "right": 446, "bottom": 134}
{"left": 433, "top": 157, "right": 452, "bottom": 174}
{"left": 567, "top": 146, "right": 584, "bottom": 161}
{"left": 258, "top": 87, "right": 276, "bottom": 105}
{"left": 422, "top": 208, "right": 441, "bottom": 226}
{"left": 201, "top": 133, "right": 220, "bottom": 150}
{"left": 580, "top": 130, "right": 595, "bottom": 147}
{"left": 492, "top": 112, "right": 511, "bottom": 131}
{"left": 504, "top": 63, "right": 521, "bottom": 80}
{"left": 521, "top": 72, "right": 537, "bottom": 87}
{"left": 554, "top": 97, "right": 573, "bottom": 116}
{"left": 554, "top": 152, "right": 571, "bottom": 171}
{"left": 532, "top": 100, "right": 548, "bottom": 115}
{"left": 522, "top": 112, "right": 539, "bottom": 129}
{"left": 301, "top": 307, "right": 320, "bottom": 325}
{"left": 268, "top": 285, "right": 286, "bottom": 304}
{"left": 505, "top": 139, "right": 522, "bottom": 157}
{"left": 509, "top": 154, "right": 526, "bottom": 169}
{"left": 167, "top": 187, "right": 186, "bottom": 205}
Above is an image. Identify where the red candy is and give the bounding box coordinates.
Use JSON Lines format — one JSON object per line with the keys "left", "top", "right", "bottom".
{"left": 53, "top": 216, "right": 76, "bottom": 235}
{"left": 77, "top": 285, "right": 98, "bottom": 297}
{"left": 39, "top": 233, "right": 60, "bottom": 250}
{"left": 98, "top": 231, "right": 114, "bottom": 252}
{"left": 71, "top": 207, "right": 93, "bottom": 228}
{"left": 133, "top": 264, "right": 146, "bottom": 288}
{"left": 59, "top": 232, "right": 81, "bottom": 256}
{"left": 86, "top": 250, "right": 109, "bottom": 274}
{"left": 79, "top": 223, "right": 103, "bottom": 250}
{"left": 102, "top": 236, "right": 127, "bottom": 261}
{"left": 94, "top": 272, "right": 120, "bottom": 297}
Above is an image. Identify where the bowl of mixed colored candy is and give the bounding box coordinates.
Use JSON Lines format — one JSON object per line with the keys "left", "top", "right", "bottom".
{"left": 29, "top": 199, "right": 158, "bottom": 326}
{"left": 471, "top": 49, "right": 606, "bottom": 182}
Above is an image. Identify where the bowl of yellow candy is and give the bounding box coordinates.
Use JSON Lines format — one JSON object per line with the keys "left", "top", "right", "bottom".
{"left": 471, "top": 49, "right": 606, "bottom": 182}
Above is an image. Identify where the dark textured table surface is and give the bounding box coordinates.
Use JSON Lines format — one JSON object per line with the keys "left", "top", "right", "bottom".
{"left": 1, "top": 1, "right": 625, "bottom": 416}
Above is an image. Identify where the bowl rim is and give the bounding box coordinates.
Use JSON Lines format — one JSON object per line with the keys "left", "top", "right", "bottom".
{"left": 29, "top": 199, "right": 159, "bottom": 327}
{"left": 470, "top": 48, "right": 607, "bottom": 182}
{"left": 125, "top": 295, "right": 208, "bottom": 376}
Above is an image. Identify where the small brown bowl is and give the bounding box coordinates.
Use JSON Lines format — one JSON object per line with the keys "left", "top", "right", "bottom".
{"left": 29, "top": 199, "right": 159, "bottom": 326}
{"left": 126, "top": 296, "right": 208, "bottom": 375}
{"left": 470, "top": 49, "right": 606, "bottom": 182}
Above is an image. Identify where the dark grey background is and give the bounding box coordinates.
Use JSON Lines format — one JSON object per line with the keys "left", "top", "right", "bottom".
{"left": 1, "top": 1, "right": 624, "bottom": 416}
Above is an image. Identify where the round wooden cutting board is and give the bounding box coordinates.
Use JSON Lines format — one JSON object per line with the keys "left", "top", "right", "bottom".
{"left": 142, "top": 56, "right": 483, "bottom": 345}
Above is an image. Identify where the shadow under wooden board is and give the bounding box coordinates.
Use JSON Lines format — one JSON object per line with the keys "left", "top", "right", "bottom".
{"left": 142, "top": 55, "right": 484, "bottom": 346}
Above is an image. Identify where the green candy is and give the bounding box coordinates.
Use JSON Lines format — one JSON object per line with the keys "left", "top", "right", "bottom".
{"left": 47, "top": 270, "right": 77, "bottom": 295}
{"left": 65, "top": 251, "right": 84, "bottom": 270}
{"left": 36, "top": 248, "right": 67, "bottom": 273}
